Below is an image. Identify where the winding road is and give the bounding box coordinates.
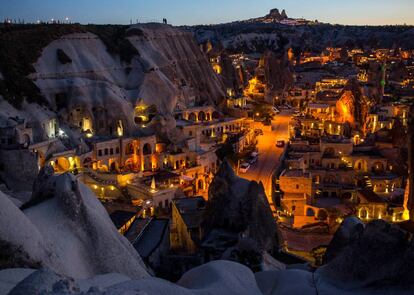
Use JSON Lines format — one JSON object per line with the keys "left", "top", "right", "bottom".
{"left": 242, "top": 110, "right": 292, "bottom": 212}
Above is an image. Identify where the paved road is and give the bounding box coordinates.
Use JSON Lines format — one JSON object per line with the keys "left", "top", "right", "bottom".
{"left": 241, "top": 111, "right": 292, "bottom": 210}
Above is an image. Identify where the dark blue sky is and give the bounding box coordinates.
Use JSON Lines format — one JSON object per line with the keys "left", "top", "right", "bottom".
{"left": 1, "top": 0, "right": 413, "bottom": 25}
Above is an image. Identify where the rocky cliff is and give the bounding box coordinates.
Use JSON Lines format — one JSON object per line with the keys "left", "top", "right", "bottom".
{"left": 202, "top": 161, "right": 278, "bottom": 256}
{"left": 336, "top": 79, "right": 376, "bottom": 130}
{"left": 0, "top": 165, "right": 148, "bottom": 280}
{"left": 0, "top": 24, "right": 225, "bottom": 137}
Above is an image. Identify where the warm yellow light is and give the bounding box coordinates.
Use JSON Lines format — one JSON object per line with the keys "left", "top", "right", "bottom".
{"left": 213, "top": 64, "right": 222, "bottom": 74}
{"left": 403, "top": 210, "right": 410, "bottom": 221}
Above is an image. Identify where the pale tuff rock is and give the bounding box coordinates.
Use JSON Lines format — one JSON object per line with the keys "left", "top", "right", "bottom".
{"left": 7, "top": 261, "right": 263, "bottom": 295}
{"left": 1, "top": 170, "right": 149, "bottom": 280}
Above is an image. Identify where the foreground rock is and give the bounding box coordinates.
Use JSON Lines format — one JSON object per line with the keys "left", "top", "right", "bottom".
{"left": 2, "top": 166, "right": 414, "bottom": 294}
{"left": 202, "top": 161, "right": 278, "bottom": 259}
{"left": 0, "top": 166, "right": 148, "bottom": 280}
{"left": 318, "top": 219, "right": 414, "bottom": 291}
{"left": 4, "top": 261, "right": 262, "bottom": 295}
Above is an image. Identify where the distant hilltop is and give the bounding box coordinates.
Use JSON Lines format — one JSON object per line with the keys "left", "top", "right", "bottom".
{"left": 243, "top": 8, "right": 315, "bottom": 26}
{"left": 267, "top": 8, "right": 288, "bottom": 21}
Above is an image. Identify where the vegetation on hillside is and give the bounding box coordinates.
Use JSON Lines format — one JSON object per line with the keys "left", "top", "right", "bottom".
{"left": 0, "top": 24, "right": 84, "bottom": 108}
{"left": 0, "top": 24, "right": 139, "bottom": 109}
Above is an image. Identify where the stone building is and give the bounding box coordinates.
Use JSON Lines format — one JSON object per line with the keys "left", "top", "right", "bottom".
{"left": 170, "top": 197, "right": 206, "bottom": 254}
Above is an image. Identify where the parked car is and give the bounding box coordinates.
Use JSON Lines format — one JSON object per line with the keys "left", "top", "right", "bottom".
{"left": 272, "top": 106, "right": 280, "bottom": 114}
{"left": 239, "top": 162, "right": 251, "bottom": 173}
{"left": 276, "top": 140, "right": 285, "bottom": 148}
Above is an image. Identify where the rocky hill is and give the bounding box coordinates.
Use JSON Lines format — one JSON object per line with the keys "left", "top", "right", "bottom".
{"left": 243, "top": 8, "right": 289, "bottom": 24}
{"left": 0, "top": 23, "right": 225, "bottom": 137}
{"left": 188, "top": 10, "right": 414, "bottom": 54}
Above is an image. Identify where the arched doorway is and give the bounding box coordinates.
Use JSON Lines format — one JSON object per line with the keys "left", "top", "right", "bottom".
{"left": 188, "top": 113, "right": 197, "bottom": 122}
{"left": 198, "top": 179, "right": 204, "bottom": 190}
{"left": 110, "top": 161, "right": 118, "bottom": 172}
{"left": 353, "top": 135, "right": 361, "bottom": 145}
{"left": 198, "top": 111, "right": 206, "bottom": 122}
{"left": 359, "top": 208, "right": 369, "bottom": 219}
{"left": 354, "top": 159, "right": 368, "bottom": 172}
{"left": 55, "top": 157, "right": 70, "bottom": 172}
{"left": 143, "top": 143, "right": 152, "bottom": 155}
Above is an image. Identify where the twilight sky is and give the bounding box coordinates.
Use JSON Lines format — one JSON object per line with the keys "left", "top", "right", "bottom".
{"left": 0, "top": 0, "right": 413, "bottom": 26}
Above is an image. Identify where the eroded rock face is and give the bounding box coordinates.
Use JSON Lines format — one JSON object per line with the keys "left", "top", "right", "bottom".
{"left": 322, "top": 217, "right": 364, "bottom": 264}
{"left": 0, "top": 24, "right": 225, "bottom": 139}
{"left": 263, "top": 51, "right": 294, "bottom": 99}
{"left": 8, "top": 269, "right": 80, "bottom": 295}
{"left": 218, "top": 52, "right": 244, "bottom": 95}
{"left": 266, "top": 9, "right": 288, "bottom": 21}
{"left": 6, "top": 261, "right": 263, "bottom": 295}
{"left": 203, "top": 161, "right": 278, "bottom": 252}
{"left": 336, "top": 79, "right": 375, "bottom": 130}
{"left": 1, "top": 170, "right": 148, "bottom": 280}
{"left": 319, "top": 218, "right": 414, "bottom": 289}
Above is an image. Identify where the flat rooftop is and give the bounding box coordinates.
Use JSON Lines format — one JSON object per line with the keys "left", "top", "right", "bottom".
{"left": 281, "top": 169, "right": 311, "bottom": 178}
